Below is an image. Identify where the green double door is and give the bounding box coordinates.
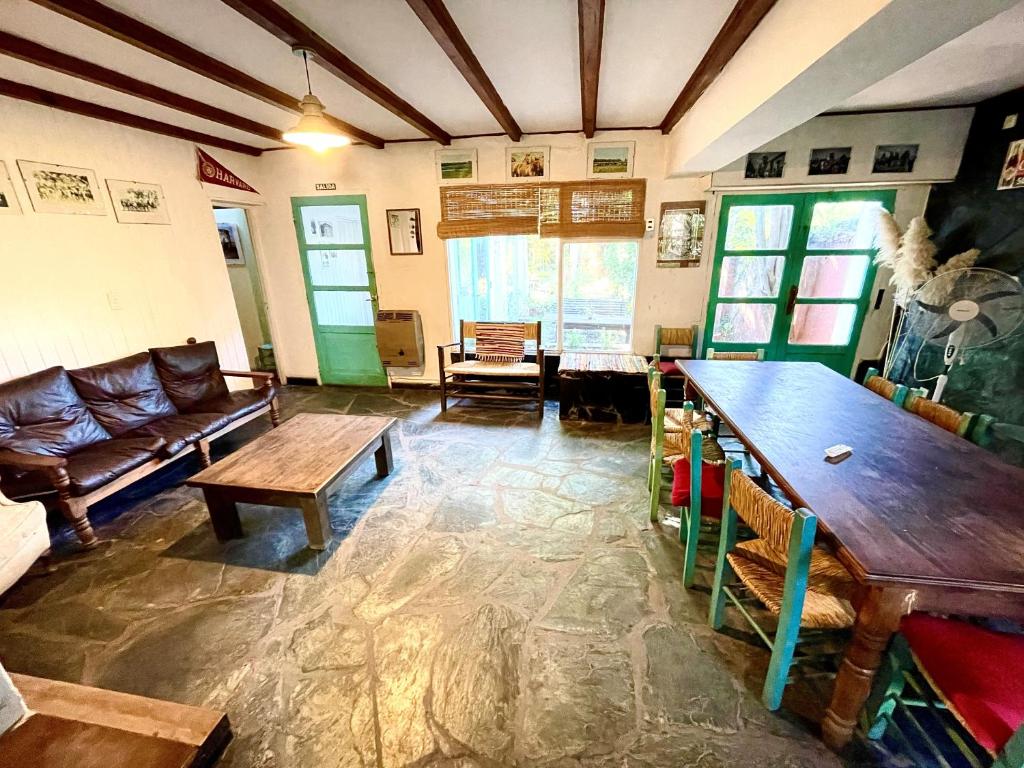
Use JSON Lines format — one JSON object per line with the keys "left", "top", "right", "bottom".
{"left": 292, "top": 195, "right": 387, "bottom": 385}
{"left": 702, "top": 189, "right": 896, "bottom": 375}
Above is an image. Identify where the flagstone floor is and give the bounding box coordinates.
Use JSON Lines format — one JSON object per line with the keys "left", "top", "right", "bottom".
{"left": 0, "top": 386, "right": 896, "bottom": 767}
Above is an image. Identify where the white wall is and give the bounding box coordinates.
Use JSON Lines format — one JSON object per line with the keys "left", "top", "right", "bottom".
{"left": 253, "top": 131, "right": 712, "bottom": 383}
{"left": 0, "top": 98, "right": 254, "bottom": 383}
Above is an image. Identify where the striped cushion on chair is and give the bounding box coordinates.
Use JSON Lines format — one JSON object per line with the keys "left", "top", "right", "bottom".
{"left": 475, "top": 323, "right": 526, "bottom": 362}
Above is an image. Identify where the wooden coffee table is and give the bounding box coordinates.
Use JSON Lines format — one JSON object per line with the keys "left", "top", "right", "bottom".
{"left": 187, "top": 413, "right": 396, "bottom": 550}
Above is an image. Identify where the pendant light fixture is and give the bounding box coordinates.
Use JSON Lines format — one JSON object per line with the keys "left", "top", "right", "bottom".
{"left": 283, "top": 46, "right": 351, "bottom": 152}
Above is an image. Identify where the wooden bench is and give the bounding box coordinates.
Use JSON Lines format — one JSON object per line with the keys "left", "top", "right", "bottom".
{"left": 557, "top": 352, "right": 649, "bottom": 423}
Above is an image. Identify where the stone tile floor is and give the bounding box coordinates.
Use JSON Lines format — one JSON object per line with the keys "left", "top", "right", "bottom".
{"left": 0, "top": 387, "right": 901, "bottom": 767}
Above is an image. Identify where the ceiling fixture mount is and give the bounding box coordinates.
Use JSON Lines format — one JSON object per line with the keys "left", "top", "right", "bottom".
{"left": 283, "top": 46, "right": 351, "bottom": 152}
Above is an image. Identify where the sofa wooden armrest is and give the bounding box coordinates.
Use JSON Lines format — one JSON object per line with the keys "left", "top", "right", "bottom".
{"left": 220, "top": 369, "right": 275, "bottom": 383}
{"left": 437, "top": 342, "right": 461, "bottom": 350}
{"left": 0, "top": 449, "right": 67, "bottom": 471}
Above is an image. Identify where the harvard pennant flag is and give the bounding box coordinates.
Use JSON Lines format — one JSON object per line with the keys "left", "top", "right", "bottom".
{"left": 196, "top": 148, "right": 258, "bottom": 193}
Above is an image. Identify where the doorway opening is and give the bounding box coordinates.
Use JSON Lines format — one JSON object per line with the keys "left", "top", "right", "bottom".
{"left": 213, "top": 206, "right": 277, "bottom": 375}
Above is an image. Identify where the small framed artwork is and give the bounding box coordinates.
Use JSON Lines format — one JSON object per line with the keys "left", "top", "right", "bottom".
{"left": 436, "top": 149, "right": 478, "bottom": 184}
{"left": 17, "top": 160, "right": 106, "bottom": 215}
{"left": 506, "top": 146, "right": 550, "bottom": 180}
{"left": 386, "top": 208, "right": 422, "bottom": 254}
{"left": 808, "top": 147, "right": 851, "bottom": 176}
{"left": 106, "top": 179, "right": 170, "bottom": 224}
{"left": 587, "top": 141, "right": 635, "bottom": 178}
{"left": 657, "top": 201, "right": 706, "bottom": 268}
{"left": 744, "top": 151, "right": 786, "bottom": 179}
{"left": 872, "top": 144, "right": 918, "bottom": 174}
{"left": 997, "top": 139, "right": 1024, "bottom": 190}
{"left": 218, "top": 223, "right": 244, "bottom": 265}
{"left": 0, "top": 161, "right": 22, "bottom": 215}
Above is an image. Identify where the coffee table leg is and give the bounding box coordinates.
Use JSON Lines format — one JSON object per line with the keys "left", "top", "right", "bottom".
{"left": 375, "top": 430, "right": 394, "bottom": 478}
{"left": 204, "top": 489, "right": 243, "bottom": 541}
{"left": 300, "top": 495, "right": 331, "bottom": 550}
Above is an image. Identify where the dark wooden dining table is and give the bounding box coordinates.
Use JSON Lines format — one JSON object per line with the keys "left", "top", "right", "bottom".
{"left": 677, "top": 359, "right": 1024, "bottom": 752}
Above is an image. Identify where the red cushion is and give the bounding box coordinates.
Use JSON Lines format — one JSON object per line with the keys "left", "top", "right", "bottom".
{"left": 671, "top": 459, "right": 725, "bottom": 517}
{"left": 901, "top": 613, "right": 1024, "bottom": 753}
{"left": 658, "top": 361, "right": 685, "bottom": 376}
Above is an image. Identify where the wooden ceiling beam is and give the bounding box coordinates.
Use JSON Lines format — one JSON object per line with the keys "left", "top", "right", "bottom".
{"left": 659, "top": 0, "right": 778, "bottom": 134}
{"left": 0, "top": 31, "right": 285, "bottom": 144}
{"left": 0, "top": 77, "right": 264, "bottom": 155}
{"left": 577, "top": 0, "right": 605, "bottom": 139}
{"left": 405, "top": 0, "right": 521, "bottom": 141}
{"left": 218, "top": 0, "right": 452, "bottom": 145}
{"left": 30, "top": 0, "right": 385, "bottom": 148}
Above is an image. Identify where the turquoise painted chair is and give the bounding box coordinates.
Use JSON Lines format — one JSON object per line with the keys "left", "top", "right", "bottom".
{"left": 903, "top": 387, "right": 975, "bottom": 437}
{"left": 705, "top": 348, "right": 765, "bottom": 361}
{"left": 709, "top": 461, "right": 856, "bottom": 710}
{"left": 863, "top": 367, "right": 909, "bottom": 406}
{"left": 866, "top": 613, "right": 1024, "bottom": 768}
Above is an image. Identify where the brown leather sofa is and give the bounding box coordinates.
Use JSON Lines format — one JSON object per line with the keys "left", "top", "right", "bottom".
{"left": 0, "top": 341, "right": 279, "bottom": 548}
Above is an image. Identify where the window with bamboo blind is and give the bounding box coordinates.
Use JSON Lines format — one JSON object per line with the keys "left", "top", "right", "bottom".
{"left": 437, "top": 179, "right": 646, "bottom": 240}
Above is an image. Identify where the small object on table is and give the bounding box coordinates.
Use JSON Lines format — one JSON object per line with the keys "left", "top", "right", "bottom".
{"left": 187, "top": 414, "right": 396, "bottom": 550}
{"left": 824, "top": 444, "right": 853, "bottom": 462}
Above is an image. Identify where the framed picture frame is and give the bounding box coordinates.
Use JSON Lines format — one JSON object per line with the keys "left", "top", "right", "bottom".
{"left": 657, "top": 201, "right": 706, "bottom": 268}
{"left": 744, "top": 151, "right": 786, "bottom": 179}
{"left": 17, "top": 160, "right": 106, "bottom": 215}
{"left": 997, "top": 139, "right": 1024, "bottom": 190}
{"left": 106, "top": 179, "right": 170, "bottom": 224}
{"left": 386, "top": 208, "right": 423, "bottom": 254}
{"left": 808, "top": 147, "right": 851, "bottom": 176}
{"left": 217, "top": 223, "right": 244, "bottom": 265}
{"left": 872, "top": 144, "right": 918, "bottom": 174}
{"left": 436, "top": 149, "right": 478, "bottom": 184}
{"left": 587, "top": 141, "right": 635, "bottom": 179}
{"left": 0, "top": 161, "right": 22, "bottom": 215}
{"left": 506, "top": 146, "right": 550, "bottom": 181}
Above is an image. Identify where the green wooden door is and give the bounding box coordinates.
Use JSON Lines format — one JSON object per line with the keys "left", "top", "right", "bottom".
{"left": 292, "top": 195, "right": 387, "bottom": 386}
{"left": 702, "top": 189, "right": 896, "bottom": 375}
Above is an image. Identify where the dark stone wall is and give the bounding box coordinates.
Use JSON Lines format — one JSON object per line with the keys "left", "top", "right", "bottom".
{"left": 889, "top": 88, "right": 1024, "bottom": 465}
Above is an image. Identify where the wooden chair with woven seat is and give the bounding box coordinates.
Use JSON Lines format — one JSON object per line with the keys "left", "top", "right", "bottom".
{"left": 709, "top": 461, "right": 856, "bottom": 710}
{"left": 862, "top": 367, "right": 910, "bottom": 406}
{"left": 866, "top": 613, "right": 1024, "bottom": 768}
{"left": 653, "top": 324, "right": 699, "bottom": 378}
{"left": 648, "top": 365, "right": 712, "bottom": 435}
{"left": 438, "top": 320, "right": 544, "bottom": 418}
{"left": 903, "top": 388, "right": 975, "bottom": 437}
{"left": 706, "top": 348, "right": 765, "bottom": 361}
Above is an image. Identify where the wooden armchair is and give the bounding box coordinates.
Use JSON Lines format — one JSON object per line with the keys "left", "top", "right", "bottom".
{"left": 438, "top": 321, "right": 544, "bottom": 417}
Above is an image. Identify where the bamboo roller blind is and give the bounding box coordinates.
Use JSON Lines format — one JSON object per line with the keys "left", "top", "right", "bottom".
{"left": 437, "top": 179, "right": 646, "bottom": 240}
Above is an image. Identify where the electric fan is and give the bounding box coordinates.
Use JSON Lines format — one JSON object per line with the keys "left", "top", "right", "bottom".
{"left": 902, "top": 267, "right": 1023, "bottom": 401}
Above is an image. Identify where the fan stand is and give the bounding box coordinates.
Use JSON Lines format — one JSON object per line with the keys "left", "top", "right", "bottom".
{"left": 932, "top": 324, "right": 965, "bottom": 402}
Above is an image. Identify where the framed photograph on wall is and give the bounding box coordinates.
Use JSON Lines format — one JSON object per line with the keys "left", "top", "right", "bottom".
{"left": 0, "top": 161, "right": 22, "bottom": 215}
{"left": 744, "top": 151, "right": 786, "bottom": 179}
{"left": 17, "top": 160, "right": 106, "bottom": 215}
{"left": 587, "top": 141, "right": 635, "bottom": 178}
{"left": 386, "top": 208, "right": 422, "bottom": 254}
{"left": 808, "top": 147, "right": 851, "bottom": 176}
{"left": 872, "top": 144, "right": 918, "bottom": 174}
{"left": 997, "top": 139, "right": 1024, "bottom": 190}
{"left": 506, "top": 146, "right": 550, "bottom": 180}
{"left": 217, "top": 222, "right": 244, "bottom": 265}
{"left": 106, "top": 179, "right": 170, "bottom": 224}
{"left": 657, "top": 200, "right": 706, "bottom": 268}
{"left": 436, "top": 149, "right": 478, "bottom": 184}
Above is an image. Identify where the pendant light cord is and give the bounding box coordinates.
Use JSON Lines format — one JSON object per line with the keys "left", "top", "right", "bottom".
{"left": 302, "top": 50, "right": 312, "bottom": 95}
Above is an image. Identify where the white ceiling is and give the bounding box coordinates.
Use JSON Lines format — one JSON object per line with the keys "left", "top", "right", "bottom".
{"left": 835, "top": 0, "right": 1024, "bottom": 112}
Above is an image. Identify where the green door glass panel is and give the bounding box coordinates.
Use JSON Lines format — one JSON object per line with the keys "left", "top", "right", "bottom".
{"left": 292, "top": 195, "right": 386, "bottom": 386}
{"left": 704, "top": 189, "right": 896, "bottom": 375}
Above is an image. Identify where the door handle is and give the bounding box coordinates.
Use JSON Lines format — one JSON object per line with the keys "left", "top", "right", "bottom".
{"left": 785, "top": 286, "right": 798, "bottom": 316}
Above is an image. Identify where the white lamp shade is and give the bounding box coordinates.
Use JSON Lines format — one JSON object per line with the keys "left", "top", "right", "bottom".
{"left": 283, "top": 93, "right": 351, "bottom": 152}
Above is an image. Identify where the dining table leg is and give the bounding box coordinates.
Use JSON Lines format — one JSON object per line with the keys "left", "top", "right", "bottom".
{"left": 822, "top": 585, "right": 913, "bottom": 751}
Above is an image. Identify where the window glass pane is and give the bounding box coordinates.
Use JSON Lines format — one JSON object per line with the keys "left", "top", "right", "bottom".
{"left": 561, "top": 242, "right": 639, "bottom": 352}
{"left": 711, "top": 304, "right": 775, "bottom": 344}
{"left": 797, "top": 255, "right": 869, "bottom": 298}
{"left": 723, "top": 205, "right": 794, "bottom": 250}
{"left": 306, "top": 249, "right": 369, "bottom": 286}
{"left": 806, "top": 201, "right": 883, "bottom": 250}
{"left": 788, "top": 304, "right": 857, "bottom": 345}
{"left": 719, "top": 256, "right": 785, "bottom": 298}
{"left": 300, "top": 205, "right": 363, "bottom": 245}
{"left": 446, "top": 235, "right": 558, "bottom": 349}
{"left": 313, "top": 290, "right": 374, "bottom": 326}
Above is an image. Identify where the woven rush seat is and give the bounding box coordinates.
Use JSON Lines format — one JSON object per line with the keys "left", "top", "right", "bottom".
{"left": 734, "top": 538, "right": 856, "bottom": 600}
{"left": 661, "top": 430, "right": 725, "bottom": 464}
{"left": 445, "top": 359, "right": 540, "bottom": 377}
{"left": 725, "top": 553, "right": 857, "bottom": 630}
{"left": 665, "top": 407, "right": 712, "bottom": 433}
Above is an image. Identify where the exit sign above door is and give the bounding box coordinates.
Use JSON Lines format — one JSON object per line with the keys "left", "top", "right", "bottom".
{"left": 315, "top": 183, "right": 337, "bottom": 191}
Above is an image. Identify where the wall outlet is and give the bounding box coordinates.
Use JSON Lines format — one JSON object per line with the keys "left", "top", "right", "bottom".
{"left": 1004, "top": 113, "right": 1018, "bottom": 130}
{"left": 645, "top": 218, "right": 655, "bottom": 233}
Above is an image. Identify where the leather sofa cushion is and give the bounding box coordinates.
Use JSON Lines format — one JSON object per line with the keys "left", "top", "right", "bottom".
{"left": 68, "top": 352, "right": 177, "bottom": 436}
{"left": 149, "top": 342, "right": 228, "bottom": 412}
{"left": 192, "top": 389, "right": 273, "bottom": 419}
{"left": 0, "top": 367, "right": 111, "bottom": 457}
{"left": 64, "top": 436, "right": 165, "bottom": 495}
{"left": 126, "top": 413, "right": 232, "bottom": 457}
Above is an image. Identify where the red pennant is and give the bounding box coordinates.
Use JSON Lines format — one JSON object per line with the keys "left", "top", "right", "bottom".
{"left": 196, "top": 148, "right": 258, "bottom": 193}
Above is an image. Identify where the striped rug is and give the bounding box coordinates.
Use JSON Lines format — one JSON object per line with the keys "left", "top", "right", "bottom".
{"left": 475, "top": 323, "right": 526, "bottom": 362}
{"left": 558, "top": 352, "right": 648, "bottom": 374}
